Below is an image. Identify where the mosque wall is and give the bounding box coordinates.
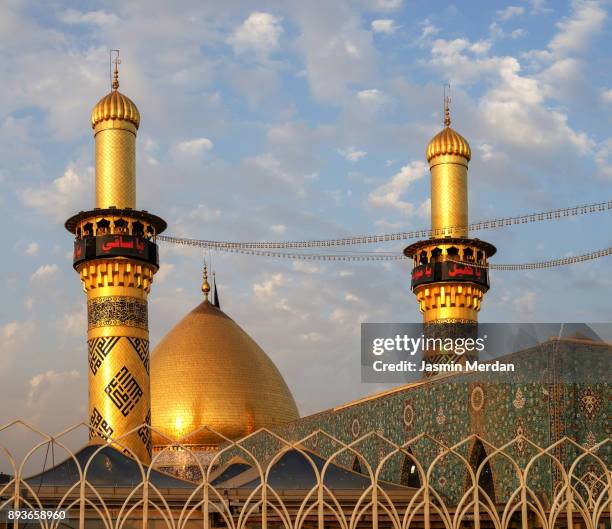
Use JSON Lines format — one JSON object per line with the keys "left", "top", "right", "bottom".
{"left": 245, "top": 340, "right": 612, "bottom": 504}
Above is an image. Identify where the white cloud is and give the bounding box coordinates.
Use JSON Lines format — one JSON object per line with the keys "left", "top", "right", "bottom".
{"left": 371, "top": 19, "right": 399, "bottom": 34}
{"left": 294, "top": 3, "right": 378, "bottom": 102}
{"left": 187, "top": 204, "right": 222, "bottom": 222}
{"left": 19, "top": 166, "right": 87, "bottom": 221}
{"left": 59, "top": 308, "right": 86, "bottom": 336}
{"left": 345, "top": 293, "right": 359, "bottom": 302}
{"left": 549, "top": 0, "right": 607, "bottom": 56}
{"left": 300, "top": 332, "right": 322, "bottom": 342}
{"left": 368, "top": 161, "right": 427, "bottom": 215}
{"left": 253, "top": 273, "right": 284, "bottom": 297}
{"left": 24, "top": 242, "right": 39, "bottom": 256}
{"left": 270, "top": 224, "right": 286, "bottom": 234}
{"left": 245, "top": 153, "right": 316, "bottom": 194}
{"left": 175, "top": 137, "right": 214, "bottom": 156}
{"left": 338, "top": 146, "right": 367, "bottom": 162}
{"left": 602, "top": 88, "right": 612, "bottom": 104}
{"left": 3, "top": 322, "right": 21, "bottom": 341}
{"left": 371, "top": 0, "right": 403, "bottom": 11}
{"left": 26, "top": 370, "right": 85, "bottom": 426}
{"left": 513, "top": 291, "right": 536, "bottom": 319}
{"left": 293, "top": 261, "right": 321, "bottom": 274}
{"left": 228, "top": 12, "right": 283, "bottom": 59}
{"left": 59, "top": 9, "right": 119, "bottom": 26}
{"left": 595, "top": 138, "right": 612, "bottom": 179}
{"left": 496, "top": 6, "right": 525, "bottom": 21}
{"left": 30, "top": 264, "right": 59, "bottom": 282}
{"left": 155, "top": 263, "right": 176, "bottom": 284}
{"left": 418, "top": 21, "right": 439, "bottom": 42}
{"left": 357, "top": 88, "right": 385, "bottom": 105}
{"left": 0, "top": 321, "right": 34, "bottom": 371}
{"left": 527, "top": 0, "right": 552, "bottom": 14}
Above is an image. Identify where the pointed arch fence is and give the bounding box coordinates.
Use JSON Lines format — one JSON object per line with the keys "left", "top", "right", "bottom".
{"left": 0, "top": 420, "right": 609, "bottom": 529}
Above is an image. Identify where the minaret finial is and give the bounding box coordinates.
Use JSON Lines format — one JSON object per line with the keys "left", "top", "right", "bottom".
{"left": 444, "top": 83, "right": 451, "bottom": 127}
{"left": 202, "top": 263, "right": 211, "bottom": 301}
{"left": 111, "top": 49, "right": 121, "bottom": 91}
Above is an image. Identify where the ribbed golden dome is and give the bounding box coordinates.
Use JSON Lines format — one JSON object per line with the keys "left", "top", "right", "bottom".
{"left": 91, "top": 90, "right": 140, "bottom": 129}
{"left": 150, "top": 300, "right": 299, "bottom": 448}
{"left": 426, "top": 126, "right": 471, "bottom": 162}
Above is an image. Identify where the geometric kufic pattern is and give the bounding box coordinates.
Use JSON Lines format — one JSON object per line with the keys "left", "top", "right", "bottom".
{"left": 127, "top": 337, "right": 149, "bottom": 374}
{"left": 104, "top": 366, "right": 143, "bottom": 416}
{"left": 88, "top": 296, "right": 148, "bottom": 329}
{"left": 90, "top": 407, "right": 114, "bottom": 440}
{"left": 88, "top": 336, "right": 120, "bottom": 375}
{"left": 138, "top": 410, "right": 152, "bottom": 454}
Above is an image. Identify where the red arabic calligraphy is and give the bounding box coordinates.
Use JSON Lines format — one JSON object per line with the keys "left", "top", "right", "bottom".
{"left": 412, "top": 265, "right": 432, "bottom": 281}
{"left": 101, "top": 236, "right": 145, "bottom": 252}
{"left": 447, "top": 263, "right": 482, "bottom": 278}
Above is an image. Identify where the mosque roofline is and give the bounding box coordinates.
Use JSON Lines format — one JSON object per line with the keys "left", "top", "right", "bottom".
{"left": 288, "top": 336, "right": 611, "bottom": 419}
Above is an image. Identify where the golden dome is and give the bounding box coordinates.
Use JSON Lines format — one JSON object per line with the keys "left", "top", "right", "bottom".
{"left": 426, "top": 126, "right": 471, "bottom": 162}
{"left": 425, "top": 97, "right": 470, "bottom": 162}
{"left": 91, "top": 90, "right": 140, "bottom": 129}
{"left": 150, "top": 300, "right": 299, "bottom": 448}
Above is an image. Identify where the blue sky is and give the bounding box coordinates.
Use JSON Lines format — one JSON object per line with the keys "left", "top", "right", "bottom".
{"left": 1, "top": 0, "right": 611, "bottom": 432}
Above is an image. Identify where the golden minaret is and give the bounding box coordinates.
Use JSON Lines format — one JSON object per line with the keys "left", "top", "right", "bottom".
{"left": 404, "top": 95, "right": 496, "bottom": 374}
{"left": 65, "top": 55, "right": 166, "bottom": 462}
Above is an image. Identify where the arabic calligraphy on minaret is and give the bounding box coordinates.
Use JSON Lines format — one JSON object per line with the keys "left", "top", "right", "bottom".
{"left": 65, "top": 52, "right": 166, "bottom": 463}
{"left": 404, "top": 94, "right": 496, "bottom": 376}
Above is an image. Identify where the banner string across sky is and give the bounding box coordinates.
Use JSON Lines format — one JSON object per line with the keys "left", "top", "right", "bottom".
{"left": 156, "top": 199, "right": 612, "bottom": 269}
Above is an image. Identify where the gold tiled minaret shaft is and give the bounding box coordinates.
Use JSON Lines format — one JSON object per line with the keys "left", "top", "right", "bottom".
{"left": 66, "top": 56, "right": 166, "bottom": 463}
{"left": 404, "top": 95, "right": 495, "bottom": 375}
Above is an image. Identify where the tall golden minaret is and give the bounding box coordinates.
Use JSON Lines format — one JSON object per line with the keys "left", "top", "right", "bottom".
{"left": 404, "top": 95, "right": 496, "bottom": 374}
{"left": 65, "top": 55, "right": 166, "bottom": 463}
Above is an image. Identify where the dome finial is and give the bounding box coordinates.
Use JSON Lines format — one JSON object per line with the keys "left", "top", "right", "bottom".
{"left": 444, "top": 83, "right": 451, "bottom": 128}
{"left": 202, "top": 264, "right": 211, "bottom": 300}
{"left": 111, "top": 49, "right": 121, "bottom": 91}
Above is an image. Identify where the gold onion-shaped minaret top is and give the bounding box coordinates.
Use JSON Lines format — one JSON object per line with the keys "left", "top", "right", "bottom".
{"left": 91, "top": 59, "right": 140, "bottom": 129}
{"left": 426, "top": 98, "right": 471, "bottom": 162}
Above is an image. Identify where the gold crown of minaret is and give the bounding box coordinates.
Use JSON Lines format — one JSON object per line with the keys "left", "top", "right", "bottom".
{"left": 426, "top": 96, "right": 471, "bottom": 162}
{"left": 90, "top": 52, "right": 140, "bottom": 210}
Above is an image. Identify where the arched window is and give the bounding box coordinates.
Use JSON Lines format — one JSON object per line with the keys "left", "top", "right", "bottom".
{"left": 132, "top": 222, "right": 144, "bottom": 238}
{"left": 400, "top": 448, "right": 421, "bottom": 487}
{"left": 96, "top": 219, "right": 110, "bottom": 235}
{"left": 469, "top": 439, "right": 496, "bottom": 503}
{"left": 114, "top": 218, "right": 128, "bottom": 234}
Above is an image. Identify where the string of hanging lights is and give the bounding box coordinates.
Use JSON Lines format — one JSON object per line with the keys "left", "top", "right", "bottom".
{"left": 156, "top": 199, "right": 612, "bottom": 250}
{"left": 157, "top": 237, "right": 612, "bottom": 270}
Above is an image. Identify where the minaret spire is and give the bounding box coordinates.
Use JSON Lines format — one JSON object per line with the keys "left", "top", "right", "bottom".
{"left": 111, "top": 50, "right": 121, "bottom": 91}
{"left": 202, "top": 264, "right": 211, "bottom": 301}
{"left": 443, "top": 83, "right": 451, "bottom": 127}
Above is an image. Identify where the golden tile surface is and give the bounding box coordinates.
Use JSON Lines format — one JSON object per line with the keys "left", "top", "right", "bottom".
{"left": 150, "top": 300, "right": 299, "bottom": 447}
